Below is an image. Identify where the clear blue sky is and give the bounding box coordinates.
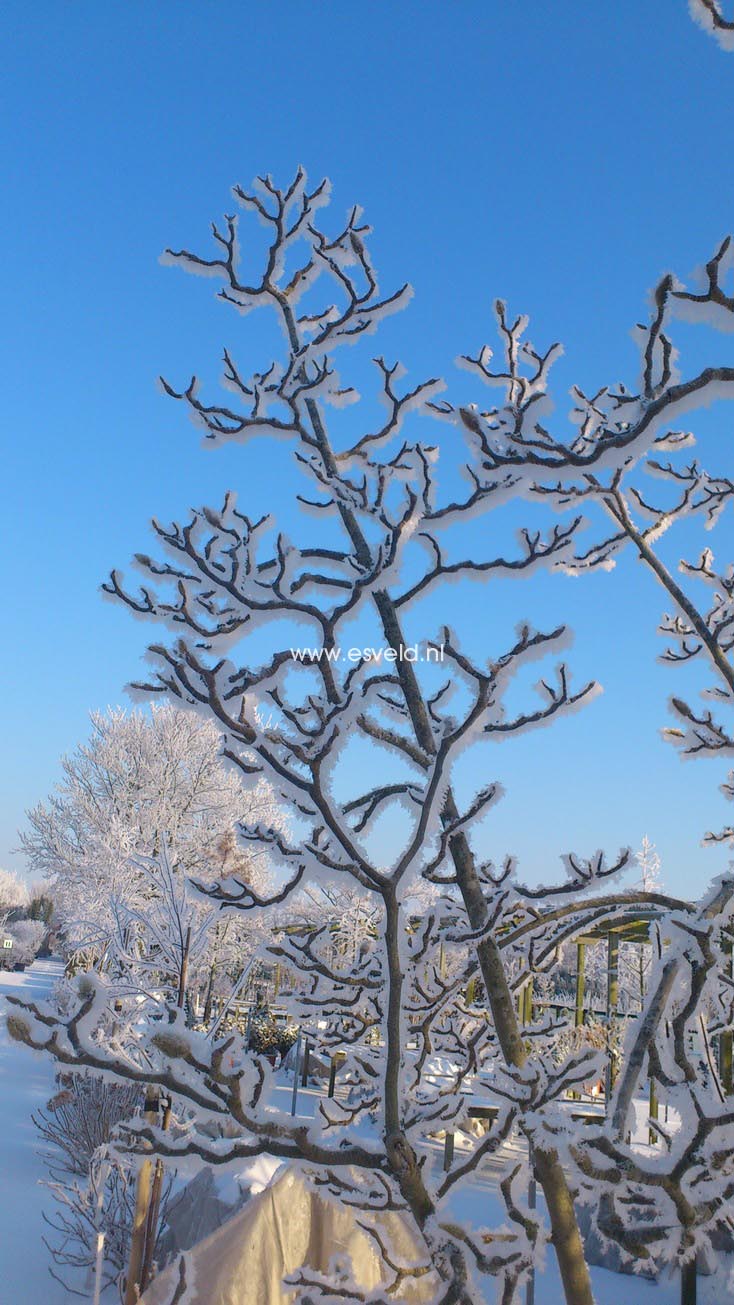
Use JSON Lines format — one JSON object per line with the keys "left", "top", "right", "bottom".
{"left": 2, "top": 1, "right": 733, "bottom": 895}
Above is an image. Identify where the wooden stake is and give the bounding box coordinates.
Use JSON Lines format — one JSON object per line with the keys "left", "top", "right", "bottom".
{"left": 134, "top": 925, "right": 191, "bottom": 1297}
{"left": 290, "top": 1031, "right": 302, "bottom": 1116}
{"left": 681, "top": 1257, "right": 697, "bottom": 1305}
{"left": 123, "top": 1089, "right": 157, "bottom": 1305}
{"left": 648, "top": 1078, "right": 659, "bottom": 1146}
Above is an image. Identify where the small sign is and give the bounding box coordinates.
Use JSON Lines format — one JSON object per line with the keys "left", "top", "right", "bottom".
{"left": 2, "top": 939, "right": 13, "bottom": 949}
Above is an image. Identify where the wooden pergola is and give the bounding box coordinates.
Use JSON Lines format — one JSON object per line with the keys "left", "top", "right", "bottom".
{"left": 514, "top": 909, "right": 733, "bottom": 1099}
{"left": 512, "top": 909, "right": 733, "bottom": 1304}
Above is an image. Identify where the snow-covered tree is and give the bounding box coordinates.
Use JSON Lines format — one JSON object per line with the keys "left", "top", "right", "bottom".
{"left": 608, "top": 837, "right": 664, "bottom": 1016}
{"left": 635, "top": 835, "right": 662, "bottom": 893}
{"left": 20, "top": 705, "right": 279, "bottom": 974}
{"left": 9, "top": 171, "right": 734, "bottom": 1304}
{"left": 5, "top": 918, "right": 46, "bottom": 967}
{"left": 0, "top": 866, "right": 29, "bottom": 927}
{"left": 18, "top": 706, "right": 286, "bottom": 1295}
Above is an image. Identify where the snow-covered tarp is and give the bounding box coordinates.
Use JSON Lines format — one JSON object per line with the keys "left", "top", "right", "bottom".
{"left": 140, "top": 1166, "right": 436, "bottom": 1304}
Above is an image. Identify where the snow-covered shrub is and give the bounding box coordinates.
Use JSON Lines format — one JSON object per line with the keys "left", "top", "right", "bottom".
{"left": 246, "top": 1014, "right": 299, "bottom": 1058}
{"left": 34, "top": 1074, "right": 142, "bottom": 1177}
{"left": 20, "top": 704, "right": 282, "bottom": 981}
{"left": 7, "top": 918, "right": 45, "bottom": 967}
{"left": 35, "top": 1074, "right": 172, "bottom": 1297}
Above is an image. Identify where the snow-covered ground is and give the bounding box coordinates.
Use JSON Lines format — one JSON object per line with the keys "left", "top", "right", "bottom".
{"left": 0, "top": 959, "right": 68, "bottom": 1304}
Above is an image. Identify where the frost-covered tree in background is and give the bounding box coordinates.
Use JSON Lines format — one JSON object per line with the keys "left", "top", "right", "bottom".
{"left": 615, "top": 837, "right": 664, "bottom": 1015}
{"left": 6, "top": 918, "right": 46, "bottom": 967}
{"left": 636, "top": 836, "right": 662, "bottom": 894}
{"left": 0, "top": 866, "right": 29, "bottom": 926}
{"left": 11, "top": 171, "right": 734, "bottom": 1305}
{"left": 20, "top": 704, "right": 279, "bottom": 984}
{"left": 0, "top": 869, "right": 47, "bottom": 970}
{"left": 18, "top": 705, "right": 283, "bottom": 1296}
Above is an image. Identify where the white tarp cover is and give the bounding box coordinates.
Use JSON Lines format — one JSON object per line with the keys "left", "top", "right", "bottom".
{"left": 140, "top": 1166, "right": 437, "bottom": 1304}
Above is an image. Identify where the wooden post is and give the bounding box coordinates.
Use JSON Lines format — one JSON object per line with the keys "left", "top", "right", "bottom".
{"left": 443, "top": 1130, "right": 455, "bottom": 1171}
{"left": 139, "top": 929, "right": 192, "bottom": 1295}
{"left": 522, "top": 977, "right": 534, "bottom": 1025}
{"left": 139, "top": 1098, "right": 172, "bottom": 1293}
{"left": 301, "top": 1039, "right": 311, "bottom": 1086}
{"left": 328, "top": 1050, "right": 345, "bottom": 1098}
{"left": 290, "top": 1031, "right": 302, "bottom": 1116}
{"left": 648, "top": 1078, "right": 659, "bottom": 1146}
{"left": 575, "top": 942, "right": 586, "bottom": 1028}
{"left": 123, "top": 1089, "right": 157, "bottom": 1305}
{"left": 722, "top": 1031, "right": 733, "bottom": 1095}
{"left": 681, "top": 1257, "right": 697, "bottom": 1305}
{"left": 465, "top": 976, "right": 477, "bottom": 1005}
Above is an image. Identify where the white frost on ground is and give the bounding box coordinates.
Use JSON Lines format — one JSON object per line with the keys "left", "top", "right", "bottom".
{"left": 0, "top": 959, "right": 68, "bottom": 1305}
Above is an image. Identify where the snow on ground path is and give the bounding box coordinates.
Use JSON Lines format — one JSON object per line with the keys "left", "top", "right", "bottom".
{"left": 0, "top": 959, "right": 69, "bottom": 1304}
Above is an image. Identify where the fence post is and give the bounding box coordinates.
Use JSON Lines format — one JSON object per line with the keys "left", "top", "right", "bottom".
{"left": 522, "top": 978, "right": 534, "bottom": 1026}
{"left": 328, "top": 1051, "right": 345, "bottom": 1098}
{"left": 648, "top": 1077, "right": 659, "bottom": 1145}
{"left": 443, "top": 1130, "right": 455, "bottom": 1171}
{"left": 681, "top": 1257, "right": 697, "bottom": 1305}
{"left": 290, "top": 1031, "right": 302, "bottom": 1117}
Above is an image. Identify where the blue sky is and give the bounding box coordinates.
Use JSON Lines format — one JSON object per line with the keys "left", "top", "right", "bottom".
{"left": 2, "top": 1, "right": 734, "bottom": 895}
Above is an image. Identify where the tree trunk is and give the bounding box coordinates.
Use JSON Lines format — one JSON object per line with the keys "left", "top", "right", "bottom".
{"left": 534, "top": 1147, "right": 595, "bottom": 1305}
{"left": 444, "top": 799, "right": 595, "bottom": 1305}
